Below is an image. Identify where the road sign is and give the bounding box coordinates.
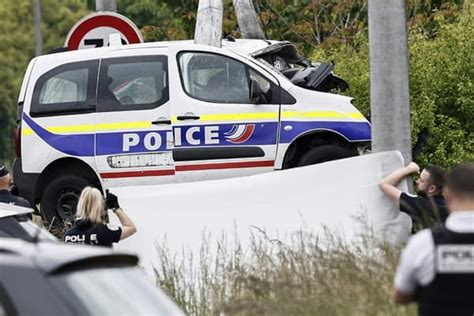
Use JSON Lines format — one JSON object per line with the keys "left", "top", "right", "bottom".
{"left": 65, "top": 12, "right": 143, "bottom": 51}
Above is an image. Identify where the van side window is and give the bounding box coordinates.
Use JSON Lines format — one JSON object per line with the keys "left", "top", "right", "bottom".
{"left": 31, "top": 60, "right": 98, "bottom": 117}
{"left": 39, "top": 69, "right": 88, "bottom": 103}
{"left": 97, "top": 56, "right": 169, "bottom": 112}
{"left": 178, "top": 52, "right": 275, "bottom": 104}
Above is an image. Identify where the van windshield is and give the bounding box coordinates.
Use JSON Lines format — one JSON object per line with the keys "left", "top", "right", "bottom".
{"left": 57, "top": 266, "right": 183, "bottom": 315}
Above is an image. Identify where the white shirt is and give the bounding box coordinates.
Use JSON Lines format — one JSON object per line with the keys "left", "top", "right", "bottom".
{"left": 394, "top": 211, "right": 474, "bottom": 294}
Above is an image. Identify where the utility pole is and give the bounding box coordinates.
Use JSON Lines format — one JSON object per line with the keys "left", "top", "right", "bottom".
{"left": 33, "top": 0, "right": 42, "bottom": 56}
{"left": 194, "top": 0, "right": 224, "bottom": 47}
{"left": 232, "top": 0, "right": 266, "bottom": 39}
{"left": 368, "top": 0, "right": 412, "bottom": 166}
{"left": 96, "top": 0, "right": 117, "bottom": 12}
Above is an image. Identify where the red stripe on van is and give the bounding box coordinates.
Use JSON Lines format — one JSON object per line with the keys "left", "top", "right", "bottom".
{"left": 176, "top": 160, "right": 275, "bottom": 171}
{"left": 100, "top": 169, "right": 175, "bottom": 178}
{"left": 99, "top": 161, "right": 275, "bottom": 178}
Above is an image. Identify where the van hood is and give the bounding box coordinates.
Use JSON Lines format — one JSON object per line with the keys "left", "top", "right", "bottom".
{"left": 249, "top": 41, "right": 348, "bottom": 93}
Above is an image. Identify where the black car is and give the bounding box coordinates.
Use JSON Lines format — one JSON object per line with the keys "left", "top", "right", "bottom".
{"left": 0, "top": 203, "right": 56, "bottom": 242}
{"left": 0, "top": 238, "right": 184, "bottom": 315}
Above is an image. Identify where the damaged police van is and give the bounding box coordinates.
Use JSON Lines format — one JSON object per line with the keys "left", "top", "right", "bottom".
{"left": 13, "top": 39, "right": 371, "bottom": 223}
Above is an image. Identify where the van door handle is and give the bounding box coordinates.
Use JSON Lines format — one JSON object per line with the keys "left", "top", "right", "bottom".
{"left": 177, "top": 115, "right": 200, "bottom": 121}
{"left": 151, "top": 119, "right": 172, "bottom": 125}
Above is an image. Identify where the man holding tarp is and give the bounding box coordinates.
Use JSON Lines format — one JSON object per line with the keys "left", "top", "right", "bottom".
{"left": 379, "top": 162, "right": 448, "bottom": 229}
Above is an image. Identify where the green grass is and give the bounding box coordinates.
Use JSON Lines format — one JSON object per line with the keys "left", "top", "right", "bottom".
{"left": 154, "top": 227, "right": 417, "bottom": 316}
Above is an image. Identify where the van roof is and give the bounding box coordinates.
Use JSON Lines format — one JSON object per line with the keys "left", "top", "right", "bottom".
{"left": 40, "top": 38, "right": 282, "bottom": 61}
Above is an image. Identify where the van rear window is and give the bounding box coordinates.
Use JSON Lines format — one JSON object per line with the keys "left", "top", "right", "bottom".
{"left": 39, "top": 69, "right": 88, "bottom": 104}
{"left": 31, "top": 60, "right": 98, "bottom": 117}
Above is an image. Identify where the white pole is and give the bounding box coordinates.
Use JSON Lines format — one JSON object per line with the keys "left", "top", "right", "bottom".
{"left": 96, "top": 0, "right": 117, "bottom": 12}
{"left": 232, "top": 0, "right": 266, "bottom": 39}
{"left": 368, "top": 0, "right": 412, "bottom": 165}
{"left": 194, "top": 0, "right": 224, "bottom": 47}
{"left": 33, "top": 0, "right": 42, "bottom": 56}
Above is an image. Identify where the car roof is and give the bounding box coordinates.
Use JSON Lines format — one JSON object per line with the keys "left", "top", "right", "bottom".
{"left": 0, "top": 203, "right": 33, "bottom": 219}
{"left": 0, "top": 238, "right": 138, "bottom": 274}
{"left": 37, "top": 38, "right": 282, "bottom": 64}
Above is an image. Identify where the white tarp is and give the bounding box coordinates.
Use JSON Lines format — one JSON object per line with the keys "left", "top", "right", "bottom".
{"left": 111, "top": 151, "right": 412, "bottom": 275}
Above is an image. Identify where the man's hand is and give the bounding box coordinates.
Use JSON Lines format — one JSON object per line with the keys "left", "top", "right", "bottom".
{"left": 406, "top": 162, "right": 420, "bottom": 174}
{"left": 105, "top": 190, "right": 120, "bottom": 210}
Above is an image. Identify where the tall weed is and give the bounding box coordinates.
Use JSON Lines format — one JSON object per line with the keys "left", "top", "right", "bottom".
{"left": 155, "top": 228, "right": 416, "bottom": 316}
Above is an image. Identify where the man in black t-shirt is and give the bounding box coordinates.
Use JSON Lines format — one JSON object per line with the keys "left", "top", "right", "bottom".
{"left": 0, "top": 165, "right": 32, "bottom": 210}
{"left": 379, "top": 162, "right": 448, "bottom": 230}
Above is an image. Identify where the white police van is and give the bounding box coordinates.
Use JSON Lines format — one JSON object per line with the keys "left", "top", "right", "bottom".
{"left": 13, "top": 39, "right": 371, "bottom": 223}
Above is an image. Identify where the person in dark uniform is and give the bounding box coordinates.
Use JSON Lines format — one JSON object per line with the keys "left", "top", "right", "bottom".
{"left": 379, "top": 162, "right": 448, "bottom": 230}
{"left": 393, "top": 163, "right": 474, "bottom": 315}
{"left": 0, "top": 164, "right": 32, "bottom": 209}
{"left": 64, "top": 187, "right": 136, "bottom": 247}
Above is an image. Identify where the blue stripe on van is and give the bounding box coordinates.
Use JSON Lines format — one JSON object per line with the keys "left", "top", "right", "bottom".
{"left": 23, "top": 115, "right": 95, "bottom": 157}
{"left": 23, "top": 115, "right": 370, "bottom": 158}
{"left": 280, "top": 121, "right": 371, "bottom": 143}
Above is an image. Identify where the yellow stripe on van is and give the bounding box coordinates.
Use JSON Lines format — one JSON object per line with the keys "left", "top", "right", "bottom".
{"left": 21, "top": 128, "right": 34, "bottom": 136}
{"left": 194, "top": 112, "right": 279, "bottom": 122}
{"left": 20, "top": 111, "right": 365, "bottom": 136}
{"left": 95, "top": 122, "right": 152, "bottom": 130}
{"left": 21, "top": 121, "right": 152, "bottom": 136}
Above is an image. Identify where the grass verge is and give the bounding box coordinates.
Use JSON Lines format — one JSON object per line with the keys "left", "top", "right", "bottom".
{"left": 155, "top": 227, "right": 416, "bottom": 316}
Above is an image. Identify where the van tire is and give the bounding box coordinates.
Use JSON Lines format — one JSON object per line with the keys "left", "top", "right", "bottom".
{"left": 297, "top": 145, "right": 354, "bottom": 167}
{"left": 40, "top": 175, "right": 91, "bottom": 225}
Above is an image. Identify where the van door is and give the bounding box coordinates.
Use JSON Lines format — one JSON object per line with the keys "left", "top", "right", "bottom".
{"left": 95, "top": 53, "right": 175, "bottom": 187}
{"left": 171, "top": 51, "right": 280, "bottom": 182}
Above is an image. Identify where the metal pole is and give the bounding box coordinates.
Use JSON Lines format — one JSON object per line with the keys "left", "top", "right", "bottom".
{"left": 232, "top": 0, "right": 266, "bottom": 39}
{"left": 368, "top": 0, "right": 412, "bottom": 165}
{"left": 96, "top": 0, "right": 117, "bottom": 12}
{"left": 194, "top": 0, "right": 224, "bottom": 47}
{"left": 33, "top": 0, "right": 42, "bottom": 56}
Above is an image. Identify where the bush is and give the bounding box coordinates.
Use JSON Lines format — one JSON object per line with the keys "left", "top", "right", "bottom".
{"left": 311, "top": 8, "right": 473, "bottom": 168}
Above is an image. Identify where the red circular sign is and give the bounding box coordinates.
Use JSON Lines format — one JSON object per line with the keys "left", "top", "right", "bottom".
{"left": 65, "top": 12, "right": 143, "bottom": 51}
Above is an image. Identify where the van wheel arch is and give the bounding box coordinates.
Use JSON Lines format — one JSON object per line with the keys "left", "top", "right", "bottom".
{"left": 36, "top": 158, "right": 102, "bottom": 222}
{"left": 282, "top": 131, "right": 356, "bottom": 169}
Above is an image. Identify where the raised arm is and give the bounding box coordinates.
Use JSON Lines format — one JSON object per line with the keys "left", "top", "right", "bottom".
{"left": 379, "top": 162, "right": 420, "bottom": 204}
{"left": 106, "top": 190, "right": 137, "bottom": 240}
{"left": 113, "top": 208, "right": 137, "bottom": 240}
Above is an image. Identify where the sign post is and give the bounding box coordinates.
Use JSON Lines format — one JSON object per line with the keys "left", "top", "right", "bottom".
{"left": 65, "top": 12, "right": 143, "bottom": 51}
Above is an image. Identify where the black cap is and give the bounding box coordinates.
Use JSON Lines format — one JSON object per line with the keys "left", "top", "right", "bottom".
{"left": 0, "top": 165, "right": 9, "bottom": 177}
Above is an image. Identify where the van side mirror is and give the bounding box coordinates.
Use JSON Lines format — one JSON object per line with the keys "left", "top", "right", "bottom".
{"left": 249, "top": 79, "right": 265, "bottom": 104}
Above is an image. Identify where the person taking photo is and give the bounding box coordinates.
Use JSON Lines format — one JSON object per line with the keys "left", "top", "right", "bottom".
{"left": 65, "top": 187, "right": 136, "bottom": 247}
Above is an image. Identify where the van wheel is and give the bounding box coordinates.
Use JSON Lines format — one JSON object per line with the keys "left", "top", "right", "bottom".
{"left": 297, "top": 145, "right": 354, "bottom": 167}
{"left": 41, "top": 175, "right": 90, "bottom": 225}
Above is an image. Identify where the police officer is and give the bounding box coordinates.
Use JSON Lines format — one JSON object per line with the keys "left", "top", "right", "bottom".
{"left": 393, "top": 163, "right": 474, "bottom": 315}
{"left": 64, "top": 187, "right": 136, "bottom": 247}
{"left": 379, "top": 162, "right": 448, "bottom": 230}
{"left": 0, "top": 164, "right": 32, "bottom": 209}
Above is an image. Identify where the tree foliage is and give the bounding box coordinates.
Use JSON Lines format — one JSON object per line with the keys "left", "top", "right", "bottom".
{"left": 0, "top": 0, "right": 89, "bottom": 163}
{"left": 120, "top": 0, "right": 464, "bottom": 53}
{"left": 312, "top": 6, "right": 473, "bottom": 167}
